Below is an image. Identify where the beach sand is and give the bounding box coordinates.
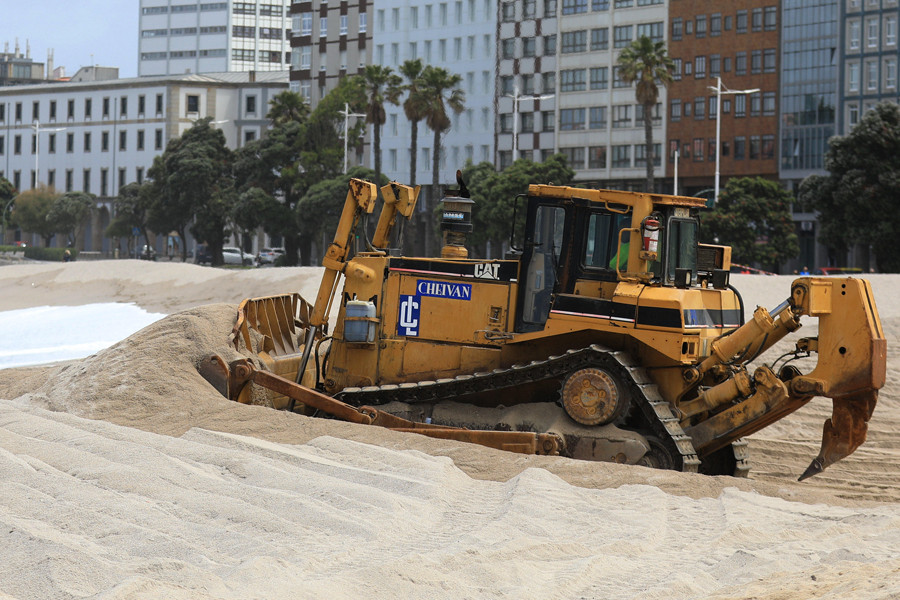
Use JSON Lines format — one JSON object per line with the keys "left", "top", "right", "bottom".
{"left": 0, "top": 260, "right": 898, "bottom": 599}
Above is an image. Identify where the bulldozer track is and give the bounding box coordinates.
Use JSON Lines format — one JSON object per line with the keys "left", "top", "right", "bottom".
{"left": 337, "top": 344, "right": 749, "bottom": 476}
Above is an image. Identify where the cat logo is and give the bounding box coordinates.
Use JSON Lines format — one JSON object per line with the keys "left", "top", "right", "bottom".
{"left": 474, "top": 263, "right": 499, "bottom": 280}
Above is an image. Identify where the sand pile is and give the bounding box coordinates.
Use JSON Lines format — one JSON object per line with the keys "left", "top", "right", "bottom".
{"left": 0, "top": 261, "right": 899, "bottom": 598}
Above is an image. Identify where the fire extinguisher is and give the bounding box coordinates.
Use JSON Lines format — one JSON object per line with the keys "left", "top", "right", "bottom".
{"left": 641, "top": 215, "right": 661, "bottom": 253}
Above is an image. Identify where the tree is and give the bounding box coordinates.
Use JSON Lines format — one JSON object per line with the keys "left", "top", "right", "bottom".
{"left": 0, "top": 176, "right": 14, "bottom": 242}
{"left": 148, "top": 118, "right": 234, "bottom": 265}
{"left": 108, "top": 182, "right": 154, "bottom": 256}
{"left": 617, "top": 36, "right": 674, "bottom": 193}
{"left": 233, "top": 82, "right": 365, "bottom": 265}
{"left": 361, "top": 65, "right": 403, "bottom": 190}
{"left": 267, "top": 90, "right": 310, "bottom": 125}
{"left": 700, "top": 177, "right": 799, "bottom": 272}
{"left": 461, "top": 154, "right": 575, "bottom": 257}
{"left": 48, "top": 191, "right": 94, "bottom": 246}
{"left": 798, "top": 101, "right": 900, "bottom": 272}
{"left": 399, "top": 59, "right": 426, "bottom": 188}
{"left": 418, "top": 65, "right": 466, "bottom": 254}
{"left": 11, "top": 186, "right": 60, "bottom": 246}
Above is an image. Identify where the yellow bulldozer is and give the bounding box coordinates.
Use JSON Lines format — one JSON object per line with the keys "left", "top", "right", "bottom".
{"left": 199, "top": 177, "right": 886, "bottom": 480}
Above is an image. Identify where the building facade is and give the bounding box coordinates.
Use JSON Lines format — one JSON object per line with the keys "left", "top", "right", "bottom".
{"left": 666, "top": 1, "right": 780, "bottom": 199}
{"left": 138, "top": 0, "right": 292, "bottom": 76}
{"left": 496, "top": 0, "right": 669, "bottom": 189}
{"left": 0, "top": 72, "right": 288, "bottom": 251}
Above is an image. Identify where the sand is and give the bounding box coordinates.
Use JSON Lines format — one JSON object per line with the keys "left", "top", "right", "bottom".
{"left": 0, "top": 260, "right": 899, "bottom": 599}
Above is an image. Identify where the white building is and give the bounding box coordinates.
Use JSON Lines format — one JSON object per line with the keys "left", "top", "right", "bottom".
{"left": 0, "top": 71, "right": 288, "bottom": 251}
{"left": 373, "top": 1, "right": 497, "bottom": 187}
{"left": 139, "top": 0, "right": 292, "bottom": 76}
{"left": 497, "top": 0, "right": 669, "bottom": 190}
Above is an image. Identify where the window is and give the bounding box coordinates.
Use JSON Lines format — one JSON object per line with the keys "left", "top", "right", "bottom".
{"left": 692, "top": 138, "right": 704, "bottom": 161}
{"left": 613, "top": 66, "right": 629, "bottom": 88}
{"left": 320, "top": 17, "right": 328, "bottom": 37}
{"left": 137, "top": 130, "right": 145, "bottom": 151}
{"left": 590, "top": 28, "right": 608, "bottom": 51}
{"left": 735, "top": 95, "right": 747, "bottom": 117}
{"left": 694, "top": 97, "right": 705, "bottom": 119}
{"left": 636, "top": 22, "right": 663, "bottom": 42}
{"left": 543, "top": 72, "right": 556, "bottom": 93}
{"left": 65, "top": 169, "right": 73, "bottom": 192}
{"left": 592, "top": 0, "right": 608, "bottom": 8}
{"left": 83, "top": 169, "right": 91, "bottom": 194}
{"left": 849, "top": 19, "right": 861, "bottom": 50}
{"left": 246, "top": 95, "right": 257, "bottom": 114}
{"left": 590, "top": 67, "right": 608, "bottom": 89}
{"left": 671, "top": 99, "right": 682, "bottom": 121}
{"left": 561, "top": 30, "right": 587, "bottom": 53}
{"left": 735, "top": 52, "right": 747, "bottom": 75}
{"left": 611, "top": 145, "right": 631, "bottom": 168}
{"left": 66, "top": 133, "right": 74, "bottom": 153}
{"left": 155, "top": 129, "right": 163, "bottom": 150}
{"left": 751, "top": 50, "right": 762, "bottom": 74}
{"left": 750, "top": 136, "right": 761, "bottom": 159}
{"left": 119, "top": 130, "right": 127, "bottom": 151}
{"left": 32, "top": 101, "right": 39, "bottom": 121}
{"left": 589, "top": 106, "right": 607, "bottom": 129}
{"left": 49, "top": 100, "right": 56, "bottom": 121}
{"left": 763, "top": 92, "right": 776, "bottom": 116}
{"left": 710, "top": 13, "right": 722, "bottom": 36}
{"left": 560, "top": 69, "right": 586, "bottom": 92}
{"left": 752, "top": 8, "right": 763, "bottom": 32}
{"left": 886, "top": 58, "right": 897, "bottom": 89}
{"left": 634, "top": 143, "right": 661, "bottom": 168}
{"left": 560, "top": 108, "right": 586, "bottom": 130}
{"left": 695, "top": 56, "right": 706, "bottom": 78}
{"left": 736, "top": 10, "right": 748, "bottom": 33}
{"left": 673, "top": 58, "right": 682, "bottom": 81}
{"left": 849, "top": 62, "right": 860, "bottom": 92}
{"left": 13, "top": 135, "right": 21, "bottom": 155}
{"left": 101, "top": 131, "right": 109, "bottom": 152}
{"left": 588, "top": 146, "right": 607, "bottom": 169}
{"left": 764, "top": 6, "right": 777, "bottom": 31}
{"left": 887, "top": 16, "right": 897, "bottom": 46}
{"left": 710, "top": 54, "right": 721, "bottom": 78}
{"left": 695, "top": 15, "right": 707, "bottom": 38}
{"left": 562, "top": 0, "right": 588, "bottom": 14}
{"left": 867, "top": 17, "right": 879, "bottom": 48}
{"left": 612, "top": 104, "right": 631, "bottom": 128}
{"left": 544, "top": 34, "right": 557, "bottom": 55}
{"left": 762, "top": 135, "right": 775, "bottom": 159}
{"left": 156, "top": 94, "right": 164, "bottom": 115}
{"left": 764, "top": 49, "right": 776, "bottom": 73}
{"left": 84, "top": 132, "right": 91, "bottom": 152}
{"left": 542, "top": 110, "right": 555, "bottom": 132}
{"left": 67, "top": 99, "right": 75, "bottom": 119}
{"left": 360, "top": 12, "right": 367, "bottom": 33}
{"left": 560, "top": 147, "right": 585, "bottom": 168}
{"left": 867, "top": 60, "right": 878, "bottom": 90}
{"left": 672, "top": 18, "right": 683, "bottom": 41}
{"left": 523, "top": 38, "right": 536, "bottom": 57}
{"left": 119, "top": 96, "right": 127, "bottom": 117}
{"left": 186, "top": 95, "right": 200, "bottom": 114}
{"left": 613, "top": 25, "right": 632, "bottom": 48}
{"left": 502, "top": 38, "right": 515, "bottom": 59}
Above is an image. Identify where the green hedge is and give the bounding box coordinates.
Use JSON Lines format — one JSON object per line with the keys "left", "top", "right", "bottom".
{"left": 22, "top": 247, "right": 79, "bottom": 262}
{"left": 0, "top": 245, "right": 26, "bottom": 254}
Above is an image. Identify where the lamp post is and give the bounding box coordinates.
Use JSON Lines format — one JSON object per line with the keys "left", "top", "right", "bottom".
{"left": 709, "top": 77, "right": 759, "bottom": 204}
{"left": 32, "top": 120, "right": 66, "bottom": 188}
{"left": 340, "top": 102, "right": 365, "bottom": 173}
{"left": 504, "top": 86, "right": 553, "bottom": 160}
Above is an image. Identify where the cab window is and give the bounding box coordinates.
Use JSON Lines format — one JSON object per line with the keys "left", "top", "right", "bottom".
{"left": 584, "top": 211, "right": 630, "bottom": 271}
{"left": 665, "top": 218, "right": 698, "bottom": 282}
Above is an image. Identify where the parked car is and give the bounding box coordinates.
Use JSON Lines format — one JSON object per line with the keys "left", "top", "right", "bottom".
{"left": 222, "top": 246, "right": 254, "bottom": 266}
{"left": 256, "top": 246, "right": 286, "bottom": 266}
{"left": 130, "top": 245, "right": 157, "bottom": 261}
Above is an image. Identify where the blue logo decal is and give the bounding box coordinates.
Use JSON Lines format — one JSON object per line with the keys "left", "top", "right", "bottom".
{"left": 398, "top": 294, "right": 420, "bottom": 337}
{"left": 415, "top": 280, "right": 472, "bottom": 300}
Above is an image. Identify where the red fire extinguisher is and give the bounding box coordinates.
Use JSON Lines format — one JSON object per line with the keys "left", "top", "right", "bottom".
{"left": 641, "top": 216, "right": 661, "bottom": 253}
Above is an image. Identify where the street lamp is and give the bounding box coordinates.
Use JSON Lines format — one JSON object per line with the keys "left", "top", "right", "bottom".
{"left": 32, "top": 120, "right": 66, "bottom": 188}
{"left": 339, "top": 102, "right": 365, "bottom": 173}
{"left": 709, "top": 77, "right": 759, "bottom": 204}
{"left": 504, "top": 86, "right": 553, "bottom": 160}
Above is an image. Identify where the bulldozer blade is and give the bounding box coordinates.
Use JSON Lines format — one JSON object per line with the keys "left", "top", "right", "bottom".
{"left": 197, "top": 354, "right": 231, "bottom": 398}
{"left": 799, "top": 390, "right": 878, "bottom": 481}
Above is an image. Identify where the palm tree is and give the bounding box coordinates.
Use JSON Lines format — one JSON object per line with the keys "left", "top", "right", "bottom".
{"left": 361, "top": 65, "right": 403, "bottom": 189}
{"left": 266, "top": 90, "right": 309, "bottom": 125}
{"left": 399, "top": 58, "right": 426, "bottom": 187}
{"left": 418, "top": 65, "right": 465, "bottom": 254}
{"left": 617, "top": 36, "right": 674, "bottom": 193}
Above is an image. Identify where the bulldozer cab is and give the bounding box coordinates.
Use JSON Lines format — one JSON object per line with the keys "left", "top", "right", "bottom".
{"left": 514, "top": 189, "right": 703, "bottom": 333}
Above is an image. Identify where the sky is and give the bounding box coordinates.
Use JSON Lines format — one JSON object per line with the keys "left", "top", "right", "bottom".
{"left": 0, "top": 303, "right": 165, "bottom": 369}
{"left": 0, "top": 0, "right": 138, "bottom": 78}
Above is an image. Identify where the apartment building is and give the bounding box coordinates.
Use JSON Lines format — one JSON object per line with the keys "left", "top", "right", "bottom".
{"left": 666, "top": 1, "right": 780, "bottom": 198}
{"left": 496, "top": 0, "right": 669, "bottom": 190}
{"left": 138, "top": 0, "right": 292, "bottom": 76}
{"left": 372, "top": 0, "right": 496, "bottom": 187}
{"left": 0, "top": 72, "right": 287, "bottom": 250}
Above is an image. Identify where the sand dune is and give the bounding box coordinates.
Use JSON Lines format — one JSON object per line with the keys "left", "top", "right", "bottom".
{"left": 0, "top": 260, "right": 898, "bottom": 599}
